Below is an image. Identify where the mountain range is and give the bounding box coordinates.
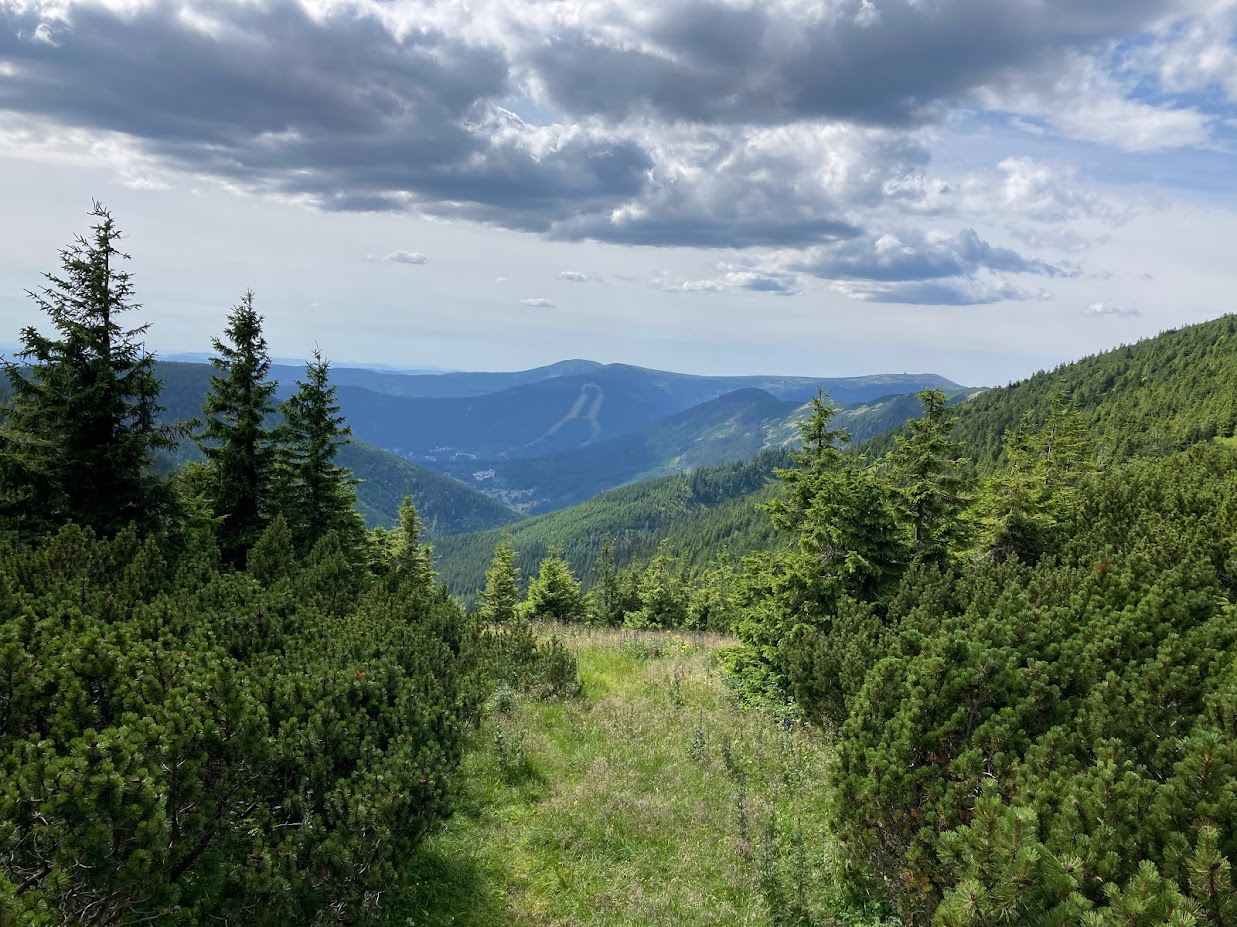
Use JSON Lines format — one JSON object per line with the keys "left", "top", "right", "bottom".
{"left": 154, "top": 358, "right": 964, "bottom": 523}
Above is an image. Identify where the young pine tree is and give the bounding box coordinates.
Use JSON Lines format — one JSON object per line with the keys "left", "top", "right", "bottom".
{"left": 626, "top": 542, "right": 689, "bottom": 629}
{"left": 390, "top": 494, "right": 436, "bottom": 595}
{"left": 887, "top": 387, "right": 971, "bottom": 567}
{"left": 0, "top": 203, "right": 175, "bottom": 534}
{"left": 523, "top": 548, "right": 585, "bottom": 622}
{"left": 273, "top": 349, "right": 364, "bottom": 554}
{"left": 765, "top": 388, "right": 851, "bottom": 534}
{"left": 196, "top": 291, "right": 278, "bottom": 565}
{"left": 976, "top": 394, "right": 1095, "bottom": 565}
{"left": 478, "top": 534, "right": 521, "bottom": 624}
{"left": 589, "top": 535, "right": 625, "bottom": 626}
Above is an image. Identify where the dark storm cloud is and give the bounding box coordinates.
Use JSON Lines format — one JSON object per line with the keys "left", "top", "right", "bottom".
{"left": 0, "top": 1, "right": 649, "bottom": 230}
{"left": 528, "top": 0, "right": 1179, "bottom": 126}
{"left": 0, "top": 0, "right": 1174, "bottom": 304}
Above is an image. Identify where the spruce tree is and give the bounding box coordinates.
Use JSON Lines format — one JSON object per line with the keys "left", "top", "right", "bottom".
{"left": 391, "top": 494, "right": 435, "bottom": 594}
{"left": 523, "top": 548, "right": 585, "bottom": 622}
{"left": 196, "top": 291, "right": 277, "bottom": 565}
{"left": 765, "top": 388, "right": 850, "bottom": 534}
{"left": 273, "top": 349, "right": 364, "bottom": 554}
{"left": 590, "top": 535, "right": 625, "bottom": 626}
{"left": 626, "top": 541, "right": 689, "bottom": 629}
{"left": 887, "top": 387, "right": 970, "bottom": 567}
{"left": 0, "top": 203, "right": 174, "bottom": 534}
{"left": 478, "top": 534, "right": 521, "bottom": 624}
{"left": 976, "top": 393, "right": 1095, "bottom": 565}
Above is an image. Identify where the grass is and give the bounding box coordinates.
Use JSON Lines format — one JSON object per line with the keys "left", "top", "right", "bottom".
{"left": 366, "top": 627, "right": 892, "bottom": 927}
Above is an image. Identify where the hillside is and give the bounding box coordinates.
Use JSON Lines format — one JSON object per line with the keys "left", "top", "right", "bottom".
{"left": 866, "top": 314, "right": 1237, "bottom": 467}
{"left": 432, "top": 450, "right": 790, "bottom": 596}
{"left": 271, "top": 359, "right": 605, "bottom": 399}
{"left": 433, "top": 389, "right": 797, "bottom": 513}
{"left": 152, "top": 362, "right": 520, "bottom": 533}
{"left": 435, "top": 314, "right": 1237, "bottom": 595}
{"left": 436, "top": 387, "right": 960, "bottom": 515}
{"left": 338, "top": 442, "right": 522, "bottom": 533}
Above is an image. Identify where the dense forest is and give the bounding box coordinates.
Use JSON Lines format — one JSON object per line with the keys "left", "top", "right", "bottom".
{"left": 3, "top": 207, "right": 1235, "bottom": 926}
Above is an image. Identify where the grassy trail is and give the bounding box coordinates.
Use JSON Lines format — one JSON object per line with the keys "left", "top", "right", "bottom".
{"left": 369, "top": 627, "right": 887, "bottom": 927}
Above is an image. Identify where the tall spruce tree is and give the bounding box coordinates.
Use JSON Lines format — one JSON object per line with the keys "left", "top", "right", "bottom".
{"left": 589, "top": 535, "right": 625, "bottom": 626}
{"left": 765, "top": 388, "right": 850, "bottom": 534}
{"left": 0, "top": 203, "right": 174, "bottom": 534}
{"left": 887, "top": 387, "right": 970, "bottom": 567}
{"left": 478, "top": 534, "right": 521, "bottom": 624}
{"left": 196, "top": 291, "right": 277, "bottom": 565}
{"left": 273, "top": 349, "right": 364, "bottom": 553}
{"left": 390, "top": 494, "right": 435, "bottom": 594}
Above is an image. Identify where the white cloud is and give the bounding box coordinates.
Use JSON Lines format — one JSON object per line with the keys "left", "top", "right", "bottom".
{"left": 521, "top": 297, "right": 555, "bottom": 308}
{"left": 655, "top": 264, "right": 801, "bottom": 296}
{"left": 557, "top": 270, "right": 591, "bottom": 281}
{"left": 1085, "top": 301, "right": 1142, "bottom": 318}
{"left": 383, "top": 250, "right": 427, "bottom": 265}
{"left": 832, "top": 274, "right": 1054, "bottom": 306}
{"left": 979, "top": 51, "right": 1213, "bottom": 152}
{"left": 1150, "top": 2, "right": 1237, "bottom": 104}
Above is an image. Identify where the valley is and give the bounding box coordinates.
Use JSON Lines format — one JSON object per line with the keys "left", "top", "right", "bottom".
{"left": 154, "top": 357, "right": 969, "bottom": 522}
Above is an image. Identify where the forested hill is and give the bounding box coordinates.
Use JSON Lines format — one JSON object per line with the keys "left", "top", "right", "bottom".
{"left": 338, "top": 441, "right": 522, "bottom": 534}
{"left": 873, "top": 313, "right": 1237, "bottom": 467}
{"left": 154, "top": 361, "right": 521, "bottom": 534}
{"left": 433, "top": 449, "right": 790, "bottom": 596}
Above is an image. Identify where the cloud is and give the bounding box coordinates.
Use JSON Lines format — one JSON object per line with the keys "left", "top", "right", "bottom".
{"left": 792, "top": 229, "right": 1075, "bottom": 283}
{"left": 1150, "top": 4, "right": 1237, "bottom": 105}
{"left": 979, "top": 50, "right": 1212, "bottom": 151}
{"left": 0, "top": 1, "right": 653, "bottom": 235}
{"left": 522, "top": 0, "right": 1181, "bottom": 127}
{"left": 520, "top": 297, "right": 555, "bottom": 308}
{"left": 383, "top": 250, "right": 427, "bottom": 265}
{"left": 993, "top": 157, "right": 1128, "bottom": 225}
{"left": 655, "top": 264, "right": 801, "bottom": 296}
{"left": 832, "top": 275, "right": 1054, "bottom": 306}
{"left": 0, "top": 0, "right": 1219, "bottom": 278}
{"left": 557, "top": 271, "right": 591, "bottom": 282}
{"left": 1085, "top": 301, "right": 1142, "bottom": 318}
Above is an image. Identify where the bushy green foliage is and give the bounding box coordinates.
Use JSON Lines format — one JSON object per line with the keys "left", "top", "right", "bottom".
{"left": 522, "top": 549, "right": 585, "bottom": 622}
{"left": 0, "top": 522, "right": 486, "bottom": 926}
{"left": 801, "top": 446, "right": 1237, "bottom": 924}
{"left": 713, "top": 341, "right": 1237, "bottom": 926}
{"left": 0, "top": 206, "right": 581, "bottom": 927}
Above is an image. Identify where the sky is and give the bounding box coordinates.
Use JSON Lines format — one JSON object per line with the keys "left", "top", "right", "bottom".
{"left": 1, "top": 0, "right": 1236, "bottom": 386}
